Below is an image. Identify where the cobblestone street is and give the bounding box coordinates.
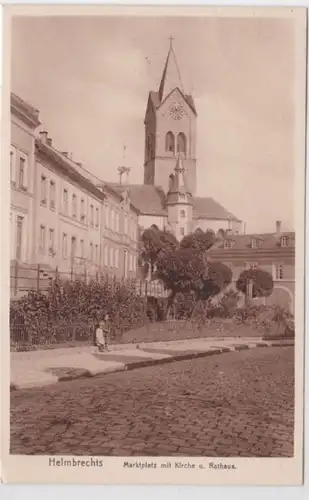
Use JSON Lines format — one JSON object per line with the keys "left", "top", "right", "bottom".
{"left": 10, "top": 347, "right": 294, "bottom": 457}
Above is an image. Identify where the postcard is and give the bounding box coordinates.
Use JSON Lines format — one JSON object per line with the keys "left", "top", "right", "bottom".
{"left": 0, "top": 4, "right": 306, "bottom": 485}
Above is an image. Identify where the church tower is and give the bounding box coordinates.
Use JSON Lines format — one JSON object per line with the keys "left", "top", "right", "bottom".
{"left": 144, "top": 39, "right": 197, "bottom": 194}
{"left": 166, "top": 155, "right": 194, "bottom": 241}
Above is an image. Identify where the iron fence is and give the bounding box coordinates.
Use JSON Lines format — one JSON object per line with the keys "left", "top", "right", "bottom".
{"left": 10, "top": 261, "right": 168, "bottom": 298}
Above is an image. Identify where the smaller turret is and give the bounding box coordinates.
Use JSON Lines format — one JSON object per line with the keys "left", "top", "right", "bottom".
{"left": 166, "top": 155, "right": 193, "bottom": 241}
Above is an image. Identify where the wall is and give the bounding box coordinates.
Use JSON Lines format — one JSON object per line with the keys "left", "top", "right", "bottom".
{"left": 146, "top": 88, "right": 197, "bottom": 193}
{"left": 10, "top": 114, "right": 37, "bottom": 263}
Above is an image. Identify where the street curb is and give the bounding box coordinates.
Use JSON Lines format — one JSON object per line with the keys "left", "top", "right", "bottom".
{"left": 10, "top": 340, "right": 294, "bottom": 391}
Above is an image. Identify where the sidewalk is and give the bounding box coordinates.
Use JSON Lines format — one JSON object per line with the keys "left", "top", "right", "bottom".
{"left": 10, "top": 336, "right": 294, "bottom": 390}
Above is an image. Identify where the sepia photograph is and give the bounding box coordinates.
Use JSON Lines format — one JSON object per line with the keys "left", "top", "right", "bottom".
{"left": 0, "top": 4, "right": 306, "bottom": 485}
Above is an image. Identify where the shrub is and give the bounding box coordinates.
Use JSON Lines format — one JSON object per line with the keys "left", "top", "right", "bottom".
{"left": 233, "top": 305, "right": 294, "bottom": 338}
{"left": 10, "top": 275, "right": 148, "bottom": 348}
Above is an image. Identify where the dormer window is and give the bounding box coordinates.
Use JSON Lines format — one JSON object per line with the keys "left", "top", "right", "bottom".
{"left": 223, "top": 239, "right": 234, "bottom": 249}
{"left": 281, "top": 236, "right": 289, "bottom": 247}
{"left": 251, "top": 238, "right": 260, "bottom": 248}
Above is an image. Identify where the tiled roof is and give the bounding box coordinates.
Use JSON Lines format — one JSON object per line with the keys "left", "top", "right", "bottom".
{"left": 108, "top": 182, "right": 240, "bottom": 222}
{"left": 209, "top": 232, "right": 295, "bottom": 251}
{"left": 108, "top": 183, "right": 167, "bottom": 216}
{"left": 193, "top": 197, "right": 240, "bottom": 222}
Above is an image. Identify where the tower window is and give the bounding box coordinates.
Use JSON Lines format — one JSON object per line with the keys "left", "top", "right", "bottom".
{"left": 180, "top": 209, "right": 186, "bottom": 218}
{"left": 177, "top": 132, "right": 187, "bottom": 155}
{"left": 165, "top": 131, "right": 175, "bottom": 153}
{"left": 180, "top": 227, "right": 185, "bottom": 237}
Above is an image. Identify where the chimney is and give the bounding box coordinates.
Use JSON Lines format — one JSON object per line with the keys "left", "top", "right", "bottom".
{"left": 76, "top": 162, "right": 83, "bottom": 168}
{"left": 276, "top": 220, "right": 281, "bottom": 237}
{"left": 46, "top": 138, "right": 52, "bottom": 147}
{"left": 62, "top": 152, "right": 69, "bottom": 158}
{"left": 39, "top": 131, "right": 48, "bottom": 143}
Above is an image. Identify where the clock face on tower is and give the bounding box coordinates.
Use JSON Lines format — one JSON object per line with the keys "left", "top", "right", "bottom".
{"left": 170, "top": 102, "right": 184, "bottom": 120}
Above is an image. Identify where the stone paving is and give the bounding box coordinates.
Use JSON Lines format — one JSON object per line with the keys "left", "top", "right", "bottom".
{"left": 10, "top": 346, "right": 294, "bottom": 457}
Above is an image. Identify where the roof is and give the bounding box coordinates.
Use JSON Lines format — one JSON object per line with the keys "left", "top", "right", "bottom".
{"left": 11, "top": 92, "right": 41, "bottom": 128}
{"left": 107, "top": 183, "right": 167, "bottom": 216}
{"left": 149, "top": 90, "right": 196, "bottom": 116}
{"left": 193, "top": 197, "right": 240, "bottom": 222}
{"left": 209, "top": 232, "right": 295, "bottom": 252}
{"left": 159, "top": 41, "right": 184, "bottom": 102}
{"left": 108, "top": 182, "right": 240, "bottom": 222}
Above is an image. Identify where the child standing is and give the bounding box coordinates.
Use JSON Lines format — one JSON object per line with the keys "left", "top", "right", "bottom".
{"left": 95, "top": 320, "right": 106, "bottom": 352}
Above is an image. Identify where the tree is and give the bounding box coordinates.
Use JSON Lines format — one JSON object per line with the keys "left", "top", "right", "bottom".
{"left": 180, "top": 228, "right": 216, "bottom": 253}
{"left": 155, "top": 247, "right": 207, "bottom": 306}
{"left": 199, "top": 261, "right": 233, "bottom": 300}
{"left": 236, "top": 268, "right": 274, "bottom": 299}
{"left": 139, "top": 225, "right": 178, "bottom": 275}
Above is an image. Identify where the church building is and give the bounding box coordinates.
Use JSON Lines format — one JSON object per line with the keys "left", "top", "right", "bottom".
{"left": 109, "top": 40, "right": 242, "bottom": 240}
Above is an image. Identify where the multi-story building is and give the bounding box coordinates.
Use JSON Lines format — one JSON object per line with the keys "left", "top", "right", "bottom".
{"left": 207, "top": 221, "right": 295, "bottom": 313}
{"left": 10, "top": 95, "right": 139, "bottom": 294}
{"left": 10, "top": 93, "right": 41, "bottom": 264}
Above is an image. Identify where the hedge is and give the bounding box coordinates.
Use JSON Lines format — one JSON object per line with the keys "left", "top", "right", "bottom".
{"left": 10, "top": 276, "right": 148, "bottom": 347}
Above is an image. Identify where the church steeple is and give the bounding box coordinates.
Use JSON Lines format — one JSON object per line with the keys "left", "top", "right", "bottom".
{"left": 166, "top": 155, "right": 192, "bottom": 205}
{"left": 158, "top": 38, "right": 184, "bottom": 102}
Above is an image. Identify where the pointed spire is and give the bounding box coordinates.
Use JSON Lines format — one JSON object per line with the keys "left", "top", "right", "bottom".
{"left": 158, "top": 38, "right": 184, "bottom": 102}
{"left": 167, "top": 155, "right": 192, "bottom": 204}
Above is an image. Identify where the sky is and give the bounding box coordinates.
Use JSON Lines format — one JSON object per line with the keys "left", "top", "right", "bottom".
{"left": 11, "top": 14, "right": 301, "bottom": 233}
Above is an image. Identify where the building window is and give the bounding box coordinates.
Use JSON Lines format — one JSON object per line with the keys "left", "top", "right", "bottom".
{"left": 133, "top": 255, "right": 136, "bottom": 271}
{"left": 281, "top": 236, "right": 289, "bottom": 247}
{"left": 124, "top": 214, "right": 128, "bottom": 235}
{"left": 80, "top": 199, "right": 85, "bottom": 222}
{"left": 48, "top": 229, "right": 55, "bottom": 255}
{"left": 72, "top": 194, "right": 77, "bottom": 218}
{"left": 90, "top": 205, "right": 94, "bottom": 227}
{"left": 71, "top": 236, "right": 77, "bottom": 261}
{"left": 224, "top": 239, "right": 234, "bottom": 249}
{"left": 63, "top": 189, "right": 68, "bottom": 214}
{"left": 10, "top": 147, "right": 16, "bottom": 185}
{"left": 110, "top": 207, "right": 114, "bottom": 230}
{"left": 165, "top": 131, "right": 175, "bottom": 153}
{"left": 251, "top": 238, "right": 260, "bottom": 249}
{"left": 19, "top": 155, "right": 27, "bottom": 190}
{"left": 95, "top": 207, "right": 99, "bottom": 228}
{"left": 115, "top": 211, "right": 120, "bottom": 232}
{"left": 39, "top": 225, "right": 46, "bottom": 253}
{"left": 180, "top": 209, "right": 186, "bottom": 218}
{"left": 40, "top": 176, "right": 47, "bottom": 206}
{"left": 80, "top": 239, "right": 84, "bottom": 259}
{"left": 89, "top": 242, "right": 93, "bottom": 262}
{"left": 275, "top": 264, "right": 284, "bottom": 280}
{"left": 105, "top": 204, "right": 109, "bottom": 228}
{"left": 110, "top": 247, "right": 114, "bottom": 267}
{"left": 177, "top": 132, "right": 187, "bottom": 155}
{"left": 62, "top": 233, "right": 68, "bottom": 258}
{"left": 115, "top": 248, "right": 119, "bottom": 268}
{"left": 16, "top": 215, "right": 23, "bottom": 260}
{"left": 50, "top": 181, "right": 55, "bottom": 210}
{"left": 104, "top": 245, "right": 108, "bottom": 266}
{"left": 180, "top": 227, "right": 185, "bottom": 237}
{"left": 95, "top": 244, "right": 99, "bottom": 263}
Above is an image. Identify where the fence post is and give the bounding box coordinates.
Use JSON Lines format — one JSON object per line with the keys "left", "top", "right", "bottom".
{"left": 36, "top": 264, "right": 40, "bottom": 292}
{"left": 14, "top": 260, "right": 19, "bottom": 296}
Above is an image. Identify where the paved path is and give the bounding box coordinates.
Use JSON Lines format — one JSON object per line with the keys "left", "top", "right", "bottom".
{"left": 10, "top": 347, "right": 294, "bottom": 457}
{"left": 10, "top": 337, "right": 293, "bottom": 390}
